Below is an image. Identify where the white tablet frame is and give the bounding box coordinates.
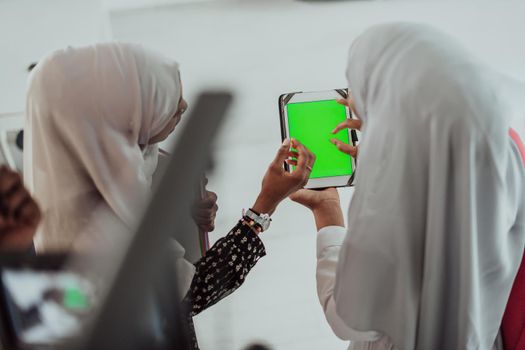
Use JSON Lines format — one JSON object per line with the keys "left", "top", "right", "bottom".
{"left": 279, "top": 89, "right": 356, "bottom": 189}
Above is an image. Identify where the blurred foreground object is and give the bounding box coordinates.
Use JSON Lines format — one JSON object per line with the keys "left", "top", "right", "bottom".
{"left": 71, "top": 92, "right": 232, "bottom": 350}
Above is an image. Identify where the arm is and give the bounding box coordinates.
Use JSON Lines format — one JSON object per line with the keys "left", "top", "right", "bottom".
{"left": 290, "top": 189, "right": 353, "bottom": 338}
{"left": 292, "top": 100, "right": 382, "bottom": 343}
{"left": 182, "top": 220, "right": 265, "bottom": 316}
{"left": 316, "top": 225, "right": 354, "bottom": 340}
{"left": 316, "top": 225, "right": 380, "bottom": 341}
{"left": 183, "top": 138, "right": 315, "bottom": 316}
{"left": 291, "top": 189, "right": 380, "bottom": 342}
{"left": 306, "top": 194, "right": 359, "bottom": 339}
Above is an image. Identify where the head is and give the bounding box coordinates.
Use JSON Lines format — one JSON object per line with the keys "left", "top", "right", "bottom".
{"left": 346, "top": 23, "right": 474, "bottom": 123}
{"left": 335, "top": 23, "right": 523, "bottom": 350}
{"left": 25, "top": 43, "right": 186, "bottom": 250}
{"left": 345, "top": 22, "right": 511, "bottom": 167}
{"left": 148, "top": 83, "right": 188, "bottom": 144}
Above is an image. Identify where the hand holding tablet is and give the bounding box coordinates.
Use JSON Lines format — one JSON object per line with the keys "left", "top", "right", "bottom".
{"left": 279, "top": 89, "right": 359, "bottom": 189}
{"left": 330, "top": 98, "right": 361, "bottom": 158}
{"left": 253, "top": 138, "right": 316, "bottom": 215}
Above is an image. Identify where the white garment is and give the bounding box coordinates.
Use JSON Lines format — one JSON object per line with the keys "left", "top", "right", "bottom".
{"left": 315, "top": 226, "right": 384, "bottom": 349}
{"left": 24, "top": 43, "right": 195, "bottom": 297}
{"left": 318, "top": 23, "right": 525, "bottom": 350}
{"left": 316, "top": 227, "right": 503, "bottom": 350}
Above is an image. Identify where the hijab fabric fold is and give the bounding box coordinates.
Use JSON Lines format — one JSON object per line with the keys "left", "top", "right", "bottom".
{"left": 335, "top": 23, "right": 525, "bottom": 350}
{"left": 24, "top": 42, "right": 196, "bottom": 297}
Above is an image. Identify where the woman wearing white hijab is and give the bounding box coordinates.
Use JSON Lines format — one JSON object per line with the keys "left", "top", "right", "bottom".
{"left": 292, "top": 23, "right": 525, "bottom": 350}
{"left": 24, "top": 43, "right": 193, "bottom": 252}
{"left": 24, "top": 43, "right": 316, "bottom": 349}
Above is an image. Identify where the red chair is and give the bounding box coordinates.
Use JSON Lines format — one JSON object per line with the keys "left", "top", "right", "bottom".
{"left": 502, "top": 128, "right": 525, "bottom": 350}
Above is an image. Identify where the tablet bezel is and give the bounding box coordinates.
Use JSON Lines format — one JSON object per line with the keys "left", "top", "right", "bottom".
{"left": 278, "top": 89, "right": 357, "bottom": 189}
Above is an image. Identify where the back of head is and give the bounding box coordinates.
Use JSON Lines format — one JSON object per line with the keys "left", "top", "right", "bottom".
{"left": 335, "top": 23, "right": 525, "bottom": 350}
{"left": 347, "top": 22, "right": 506, "bottom": 141}
{"left": 24, "top": 43, "right": 182, "bottom": 253}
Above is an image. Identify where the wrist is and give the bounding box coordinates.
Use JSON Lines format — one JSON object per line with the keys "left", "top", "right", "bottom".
{"left": 243, "top": 208, "right": 272, "bottom": 234}
{"left": 312, "top": 202, "right": 344, "bottom": 231}
{"left": 252, "top": 193, "right": 279, "bottom": 216}
{"left": 309, "top": 198, "right": 341, "bottom": 213}
{"left": 241, "top": 218, "right": 263, "bottom": 235}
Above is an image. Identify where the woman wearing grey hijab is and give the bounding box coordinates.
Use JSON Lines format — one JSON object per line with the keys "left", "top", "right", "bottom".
{"left": 292, "top": 23, "right": 525, "bottom": 350}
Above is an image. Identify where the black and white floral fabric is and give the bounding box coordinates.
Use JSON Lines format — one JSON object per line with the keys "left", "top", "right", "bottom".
{"left": 182, "top": 221, "right": 266, "bottom": 349}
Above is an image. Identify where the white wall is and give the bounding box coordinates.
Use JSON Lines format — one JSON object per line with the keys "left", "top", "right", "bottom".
{"left": 0, "top": 0, "right": 109, "bottom": 114}
{"left": 103, "top": 0, "right": 214, "bottom": 12}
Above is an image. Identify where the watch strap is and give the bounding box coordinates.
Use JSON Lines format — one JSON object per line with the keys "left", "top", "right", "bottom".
{"left": 243, "top": 208, "right": 271, "bottom": 232}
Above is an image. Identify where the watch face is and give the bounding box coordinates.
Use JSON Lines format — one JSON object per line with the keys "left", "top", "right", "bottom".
{"left": 246, "top": 209, "right": 270, "bottom": 231}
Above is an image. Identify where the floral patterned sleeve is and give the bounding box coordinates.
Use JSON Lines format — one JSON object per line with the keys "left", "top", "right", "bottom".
{"left": 182, "top": 220, "right": 266, "bottom": 317}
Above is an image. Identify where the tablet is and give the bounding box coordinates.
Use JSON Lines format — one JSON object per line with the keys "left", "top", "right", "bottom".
{"left": 279, "top": 89, "right": 358, "bottom": 189}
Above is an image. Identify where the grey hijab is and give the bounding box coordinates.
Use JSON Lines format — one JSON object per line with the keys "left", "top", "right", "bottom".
{"left": 334, "top": 23, "right": 525, "bottom": 350}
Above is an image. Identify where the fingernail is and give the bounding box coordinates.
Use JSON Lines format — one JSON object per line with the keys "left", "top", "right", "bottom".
{"left": 282, "top": 138, "right": 290, "bottom": 146}
{"left": 330, "top": 139, "right": 337, "bottom": 145}
{"left": 331, "top": 128, "right": 336, "bottom": 134}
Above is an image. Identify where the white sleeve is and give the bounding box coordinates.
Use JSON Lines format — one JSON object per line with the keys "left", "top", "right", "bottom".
{"left": 316, "top": 226, "right": 381, "bottom": 342}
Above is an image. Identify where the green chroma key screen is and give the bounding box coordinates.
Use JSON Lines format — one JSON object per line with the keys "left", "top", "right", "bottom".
{"left": 287, "top": 99, "right": 353, "bottom": 179}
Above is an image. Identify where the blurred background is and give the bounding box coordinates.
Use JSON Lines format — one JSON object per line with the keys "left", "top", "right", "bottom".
{"left": 1, "top": 0, "right": 525, "bottom": 349}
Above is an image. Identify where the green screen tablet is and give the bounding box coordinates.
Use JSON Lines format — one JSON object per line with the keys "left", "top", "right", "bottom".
{"left": 280, "top": 89, "right": 356, "bottom": 188}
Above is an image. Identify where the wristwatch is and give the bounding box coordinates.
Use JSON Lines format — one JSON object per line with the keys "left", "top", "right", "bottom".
{"left": 243, "top": 208, "right": 272, "bottom": 232}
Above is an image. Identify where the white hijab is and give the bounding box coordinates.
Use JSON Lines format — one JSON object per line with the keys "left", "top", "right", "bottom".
{"left": 335, "top": 23, "right": 525, "bottom": 350}
{"left": 24, "top": 43, "right": 183, "bottom": 255}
